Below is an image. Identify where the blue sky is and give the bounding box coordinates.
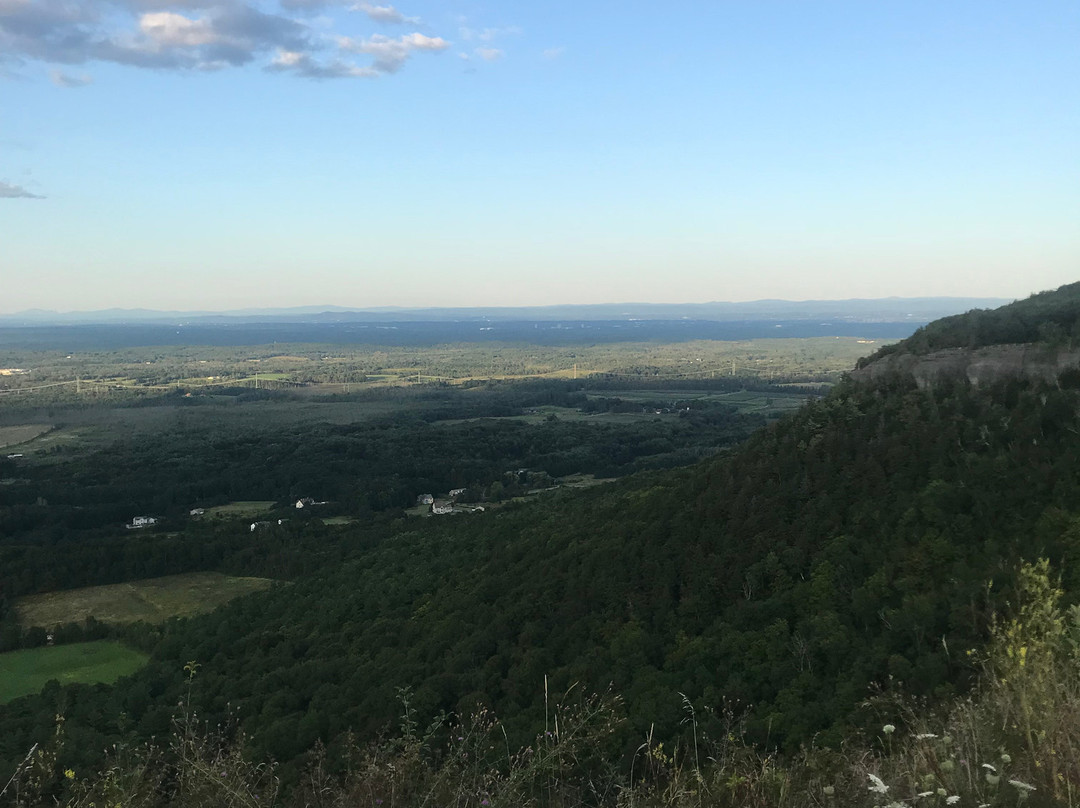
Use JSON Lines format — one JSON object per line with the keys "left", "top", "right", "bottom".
{"left": 1, "top": 0, "right": 1077, "bottom": 312}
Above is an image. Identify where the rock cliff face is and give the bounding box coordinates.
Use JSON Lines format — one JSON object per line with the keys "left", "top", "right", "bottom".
{"left": 852, "top": 344, "right": 1080, "bottom": 389}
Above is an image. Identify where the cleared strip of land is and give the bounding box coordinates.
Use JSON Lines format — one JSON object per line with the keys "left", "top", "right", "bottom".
{"left": 0, "top": 641, "right": 148, "bottom": 704}
{"left": 16, "top": 572, "right": 275, "bottom": 628}
{"left": 0, "top": 424, "right": 53, "bottom": 449}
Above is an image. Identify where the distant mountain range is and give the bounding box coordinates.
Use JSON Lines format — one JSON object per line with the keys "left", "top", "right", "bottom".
{"left": 0, "top": 297, "right": 1012, "bottom": 326}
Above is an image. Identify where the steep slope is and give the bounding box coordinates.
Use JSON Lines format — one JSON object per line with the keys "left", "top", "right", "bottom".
{"left": 5, "top": 285, "right": 1080, "bottom": 779}
{"left": 853, "top": 283, "right": 1080, "bottom": 387}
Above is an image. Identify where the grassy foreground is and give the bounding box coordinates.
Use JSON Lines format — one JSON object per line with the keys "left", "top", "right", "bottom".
{"left": 16, "top": 572, "right": 275, "bottom": 627}
{"left": 3, "top": 561, "right": 1078, "bottom": 807}
{"left": 0, "top": 641, "right": 147, "bottom": 704}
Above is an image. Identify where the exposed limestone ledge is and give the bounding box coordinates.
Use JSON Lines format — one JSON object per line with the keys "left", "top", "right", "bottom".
{"left": 852, "top": 344, "right": 1080, "bottom": 389}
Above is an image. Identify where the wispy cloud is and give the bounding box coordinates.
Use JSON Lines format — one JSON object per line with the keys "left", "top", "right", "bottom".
{"left": 0, "top": 0, "right": 310, "bottom": 72}
{"left": 352, "top": 2, "right": 417, "bottom": 24}
{"left": 268, "top": 48, "right": 377, "bottom": 78}
{"left": 542, "top": 46, "right": 564, "bottom": 60}
{"left": 0, "top": 180, "right": 43, "bottom": 199}
{"left": 0, "top": 0, "right": 444, "bottom": 79}
{"left": 459, "top": 24, "right": 520, "bottom": 43}
{"left": 49, "top": 68, "right": 93, "bottom": 86}
{"left": 338, "top": 31, "right": 448, "bottom": 73}
{"left": 474, "top": 47, "right": 502, "bottom": 62}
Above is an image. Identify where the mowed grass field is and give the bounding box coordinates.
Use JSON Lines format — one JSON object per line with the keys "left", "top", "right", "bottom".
{"left": 0, "top": 423, "right": 53, "bottom": 449}
{"left": 0, "top": 641, "right": 148, "bottom": 704}
{"left": 203, "top": 500, "right": 277, "bottom": 518}
{"left": 16, "top": 572, "right": 275, "bottom": 628}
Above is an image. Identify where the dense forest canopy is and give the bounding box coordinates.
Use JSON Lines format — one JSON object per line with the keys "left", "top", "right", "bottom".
{"left": 4, "top": 285, "right": 1080, "bottom": 803}
{"left": 860, "top": 282, "right": 1080, "bottom": 364}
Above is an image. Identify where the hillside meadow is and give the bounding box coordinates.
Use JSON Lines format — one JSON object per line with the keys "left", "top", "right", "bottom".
{"left": 0, "top": 641, "right": 147, "bottom": 704}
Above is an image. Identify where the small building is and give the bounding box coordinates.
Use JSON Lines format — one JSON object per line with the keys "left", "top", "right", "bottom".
{"left": 296, "top": 497, "right": 315, "bottom": 509}
{"left": 128, "top": 516, "right": 157, "bottom": 529}
{"left": 432, "top": 500, "right": 454, "bottom": 515}
{"left": 448, "top": 488, "right": 467, "bottom": 498}
{"left": 189, "top": 508, "right": 205, "bottom": 517}
{"left": 250, "top": 521, "right": 272, "bottom": 532}
{"left": 416, "top": 494, "right": 434, "bottom": 505}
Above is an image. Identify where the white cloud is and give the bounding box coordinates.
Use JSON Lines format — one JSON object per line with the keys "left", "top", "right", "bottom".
{"left": 0, "top": 0, "right": 443, "bottom": 79}
{"left": 352, "top": 2, "right": 417, "bottom": 24}
{"left": 474, "top": 47, "right": 502, "bottom": 62}
{"left": 268, "top": 48, "right": 377, "bottom": 78}
{"left": 542, "top": 46, "right": 564, "bottom": 60}
{"left": 0, "top": 0, "right": 311, "bottom": 71}
{"left": 0, "top": 180, "right": 43, "bottom": 199}
{"left": 338, "top": 31, "right": 448, "bottom": 73}
{"left": 139, "top": 11, "right": 219, "bottom": 47}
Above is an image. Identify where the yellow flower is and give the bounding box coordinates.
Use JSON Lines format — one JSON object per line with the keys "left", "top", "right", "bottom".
{"left": 64, "top": 769, "right": 76, "bottom": 780}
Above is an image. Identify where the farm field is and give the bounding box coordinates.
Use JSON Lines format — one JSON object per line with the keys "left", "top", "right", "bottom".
{"left": 320, "top": 516, "right": 355, "bottom": 525}
{"left": 0, "top": 423, "right": 53, "bottom": 448}
{"left": 433, "top": 389, "right": 811, "bottom": 427}
{"left": 203, "top": 500, "right": 277, "bottom": 518}
{"left": 16, "top": 572, "right": 275, "bottom": 627}
{"left": 0, "top": 641, "right": 148, "bottom": 704}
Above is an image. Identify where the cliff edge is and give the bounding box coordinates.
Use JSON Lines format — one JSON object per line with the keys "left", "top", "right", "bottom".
{"left": 852, "top": 342, "right": 1080, "bottom": 389}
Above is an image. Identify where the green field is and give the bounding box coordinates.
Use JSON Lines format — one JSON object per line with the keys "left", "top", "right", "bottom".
{"left": 0, "top": 641, "right": 149, "bottom": 704}
{"left": 16, "top": 572, "right": 275, "bottom": 627}
{"left": 203, "top": 500, "right": 277, "bottom": 518}
{"left": 320, "top": 515, "right": 355, "bottom": 525}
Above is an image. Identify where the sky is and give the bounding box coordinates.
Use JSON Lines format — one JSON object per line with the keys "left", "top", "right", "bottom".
{"left": 1, "top": 0, "right": 1078, "bottom": 312}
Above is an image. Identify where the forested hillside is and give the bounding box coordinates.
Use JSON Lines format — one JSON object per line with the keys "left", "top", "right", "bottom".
{"left": 861, "top": 281, "right": 1080, "bottom": 362}
{"left": 4, "top": 286, "right": 1080, "bottom": 803}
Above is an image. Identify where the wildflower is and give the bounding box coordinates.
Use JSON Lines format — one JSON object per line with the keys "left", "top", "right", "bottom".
{"left": 1000, "top": 753, "right": 1011, "bottom": 764}
{"left": 1008, "top": 780, "right": 1035, "bottom": 792}
{"left": 868, "top": 773, "right": 889, "bottom": 794}
{"left": 946, "top": 797, "right": 960, "bottom": 805}
{"left": 936, "top": 788, "right": 947, "bottom": 797}
{"left": 918, "top": 791, "right": 934, "bottom": 798}
{"left": 64, "top": 769, "right": 75, "bottom": 780}
{"left": 916, "top": 733, "right": 938, "bottom": 740}
{"left": 981, "top": 763, "right": 997, "bottom": 773}
{"left": 882, "top": 724, "right": 896, "bottom": 735}
{"left": 823, "top": 786, "right": 835, "bottom": 796}
{"left": 940, "top": 760, "right": 955, "bottom": 773}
